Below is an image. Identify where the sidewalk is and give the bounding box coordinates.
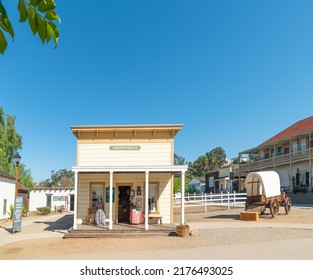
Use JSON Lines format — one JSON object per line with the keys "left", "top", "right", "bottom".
{"left": 0, "top": 213, "right": 72, "bottom": 246}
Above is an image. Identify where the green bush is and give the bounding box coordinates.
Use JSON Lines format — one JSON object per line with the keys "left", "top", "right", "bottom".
{"left": 36, "top": 206, "right": 51, "bottom": 215}
{"left": 7, "top": 204, "right": 14, "bottom": 219}
{"left": 22, "top": 205, "right": 28, "bottom": 217}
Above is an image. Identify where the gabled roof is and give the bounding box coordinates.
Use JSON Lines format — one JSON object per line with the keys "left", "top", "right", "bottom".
{"left": 0, "top": 170, "right": 15, "bottom": 180}
{"left": 0, "top": 170, "right": 28, "bottom": 191}
{"left": 71, "top": 124, "right": 183, "bottom": 139}
{"left": 258, "top": 116, "right": 313, "bottom": 147}
{"left": 240, "top": 116, "right": 313, "bottom": 153}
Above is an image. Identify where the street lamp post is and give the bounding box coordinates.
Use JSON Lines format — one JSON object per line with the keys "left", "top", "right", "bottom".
{"left": 12, "top": 152, "right": 23, "bottom": 234}
{"left": 13, "top": 152, "right": 21, "bottom": 197}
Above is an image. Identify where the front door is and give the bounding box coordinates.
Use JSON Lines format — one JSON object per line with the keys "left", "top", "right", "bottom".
{"left": 70, "top": 194, "right": 75, "bottom": 211}
{"left": 118, "top": 186, "right": 131, "bottom": 223}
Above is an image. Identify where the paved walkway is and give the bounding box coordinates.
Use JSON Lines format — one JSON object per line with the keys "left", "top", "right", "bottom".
{"left": 1, "top": 208, "right": 313, "bottom": 260}
{"left": 0, "top": 213, "right": 72, "bottom": 246}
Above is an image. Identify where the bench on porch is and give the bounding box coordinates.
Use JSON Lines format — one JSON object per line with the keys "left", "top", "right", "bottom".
{"left": 147, "top": 212, "right": 163, "bottom": 225}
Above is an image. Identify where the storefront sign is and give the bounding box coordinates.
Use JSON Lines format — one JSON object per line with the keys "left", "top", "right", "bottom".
{"left": 109, "top": 145, "right": 140, "bottom": 151}
{"left": 106, "top": 187, "right": 115, "bottom": 203}
{"left": 12, "top": 196, "right": 23, "bottom": 234}
{"left": 53, "top": 196, "right": 67, "bottom": 201}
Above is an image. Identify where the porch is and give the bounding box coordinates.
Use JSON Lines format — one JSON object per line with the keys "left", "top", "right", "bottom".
{"left": 63, "top": 222, "right": 176, "bottom": 238}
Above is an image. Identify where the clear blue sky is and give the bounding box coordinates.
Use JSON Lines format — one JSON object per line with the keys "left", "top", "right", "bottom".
{"left": 1, "top": 0, "right": 312, "bottom": 183}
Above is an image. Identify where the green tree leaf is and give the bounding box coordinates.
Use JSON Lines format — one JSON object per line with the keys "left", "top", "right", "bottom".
{"left": 18, "top": 0, "right": 28, "bottom": 22}
{"left": 46, "top": 21, "right": 54, "bottom": 43}
{"left": 47, "top": 21, "right": 59, "bottom": 46}
{"left": 0, "top": 29, "right": 7, "bottom": 54}
{"left": 36, "top": 13, "right": 46, "bottom": 43}
{"left": 1, "top": 16, "right": 14, "bottom": 38}
{"left": 27, "top": 6, "right": 37, "bottom": 34}
{"left": 38, "top": 0, "right": 56, "bottom": 13}
{"left": 30, "top": 0, "right": 41, "bottom": 6}
{"left": 45, "top": 10, "right": 59, "bottom": 22}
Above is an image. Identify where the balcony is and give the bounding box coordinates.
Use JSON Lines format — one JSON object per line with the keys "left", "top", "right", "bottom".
{"left": 240, "top": 147, "right": 313, "bottom": 173}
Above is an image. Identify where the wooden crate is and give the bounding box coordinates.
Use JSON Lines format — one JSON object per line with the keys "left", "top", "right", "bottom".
{"left": 240, "top": 211, "right": 259, "bottom": 221}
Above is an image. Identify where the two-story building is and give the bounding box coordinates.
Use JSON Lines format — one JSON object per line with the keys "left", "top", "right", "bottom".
{"left": 239, "top": 116, "right": 313, "bottom": 192}
{"left": 71, "top": 124, "right": 188, "bottom": 231}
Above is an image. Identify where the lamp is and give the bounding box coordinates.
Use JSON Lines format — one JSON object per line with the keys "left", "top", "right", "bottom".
{"left": 14, "top": 152, "right": 21, "bottom": 196}
{"left": 13, "top": 152, "right": 21, "bottom": 166}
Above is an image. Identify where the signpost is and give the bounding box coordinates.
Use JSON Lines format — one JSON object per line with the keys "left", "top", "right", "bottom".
{"left": 12, "top": 196, "right": 23, "bottom": 234}
{"left": 229, "top": 172, "right": 234, "bottom": 193}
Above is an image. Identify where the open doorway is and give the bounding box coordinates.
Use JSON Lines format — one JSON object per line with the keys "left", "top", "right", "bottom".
{"left": 118, "top": 186, "right": 131, "bottom": 223}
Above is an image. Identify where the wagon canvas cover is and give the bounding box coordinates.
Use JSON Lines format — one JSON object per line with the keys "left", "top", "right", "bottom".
{"left": 245, "top": 171, "right": 281, "bottom": 198}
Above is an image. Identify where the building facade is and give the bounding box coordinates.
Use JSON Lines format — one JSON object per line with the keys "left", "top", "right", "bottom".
{"left": 0, "top": 170, "right": 28, "bottom": 220}
{"left": 29, "top": 188, "right": 75, "bottom": 213}
{"left": 239, "top": 116, "right": 313, "bottom": 192}
{"left": 71, "top": 124, "right": 188, "bottom": 230}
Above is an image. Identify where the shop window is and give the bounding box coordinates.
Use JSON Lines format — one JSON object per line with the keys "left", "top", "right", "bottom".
{"left": 291, "top": 141, "right": 297, "bottom": 152}
{"left": 91, "top": 184, "right": 104, "bottom": 209}
{"left": 277, "top": 146, "right": 283, "bottom": 156}
{"left": 46, "top": 195, "right": 52, "bottom": 207}
{"left": 3, "top": 199, "right": 7, "bottom": 215}
{"left": 148, "top": 183, "right": 158, "bottom": 212}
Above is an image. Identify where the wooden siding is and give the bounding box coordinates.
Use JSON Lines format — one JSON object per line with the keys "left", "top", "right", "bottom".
{"left": 78, "top": 142, "right": 172, "bottom": 166}
{"left": 77, "top": 172, "right": 173, "bottom": 224}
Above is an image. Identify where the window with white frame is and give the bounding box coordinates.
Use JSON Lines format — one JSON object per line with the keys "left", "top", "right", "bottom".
{"left": 3, "top": 199, "right": 7, "bottom": 215}
{"left": 277, "top": 146, "right": 283, "bottom": 156}
{"left": 148, "top": 183, "right": 158, "bottom": 212}
{"left": 91, "top": 184, "right": 104, "bottom": 209}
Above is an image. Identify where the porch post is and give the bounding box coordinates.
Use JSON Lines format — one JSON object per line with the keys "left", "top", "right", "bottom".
{"left": 145, "top": 171, "right": 149, "bottom": 230}
{"left": 109, "top": 171, "right": 113, "bottom": 230}
{"left": 181, "top": 170, "right": 185, "bottom": 224}
{"left": 73, "top": 171, "right": 78, "bottom": 229}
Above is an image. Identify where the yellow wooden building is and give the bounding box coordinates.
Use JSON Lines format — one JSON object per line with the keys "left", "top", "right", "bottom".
{"left": 71, "top": 124, "right": 188, "bottom": 230}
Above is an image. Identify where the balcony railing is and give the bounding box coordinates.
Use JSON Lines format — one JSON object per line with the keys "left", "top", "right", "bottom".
{"left": 240, "top": 147, "right": 313, "bottom": 172}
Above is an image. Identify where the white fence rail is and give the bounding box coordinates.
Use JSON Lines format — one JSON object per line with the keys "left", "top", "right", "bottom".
{"left": 174, "top": 192, "right": 247, "bottom": 210}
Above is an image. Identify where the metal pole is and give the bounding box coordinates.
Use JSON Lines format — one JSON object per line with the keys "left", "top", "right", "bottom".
{"left": 15, "top": 164, "right": 19, "bottom": 197}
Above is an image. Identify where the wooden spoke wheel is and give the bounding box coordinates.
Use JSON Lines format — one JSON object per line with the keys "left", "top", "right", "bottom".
{"left": 284, "top": 197, "right": 291, "bottom": 214}
{"left": 245, "top": 201, "right": 249, "bottom": 210}
{"left": 270, "top": 199, "right": 279, "bottom": 218}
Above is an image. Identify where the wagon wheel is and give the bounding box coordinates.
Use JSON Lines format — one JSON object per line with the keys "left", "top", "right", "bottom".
{"left": 284, "top": 197, "right": 291, "bottom": 214}
{"left": 245, "top": 201, "right": 249, "bottom": 210}
{"left": 270, "top": 199, "right": 279, "bottom": 218}
{"left": 259, "top": 206, "right": 266, "bottom": 215}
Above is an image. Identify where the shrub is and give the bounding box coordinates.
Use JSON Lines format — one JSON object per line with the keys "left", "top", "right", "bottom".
{"left": 7, "top": 204, "right": 14, "bottom": 219}
{"left": 36, "top": 206, "right": 51, "bottom": 215}
{"left": 22, "top": 205, "right": 28, "bottom": 217}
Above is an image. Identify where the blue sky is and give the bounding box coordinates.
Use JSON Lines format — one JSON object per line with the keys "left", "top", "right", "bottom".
{"left": 1, "top": 0, "right": 312, "bottom": 183}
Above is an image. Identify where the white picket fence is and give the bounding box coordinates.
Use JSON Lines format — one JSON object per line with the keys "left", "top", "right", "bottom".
{"left": 173, "top": 192, "right": 247, "bottom": 210}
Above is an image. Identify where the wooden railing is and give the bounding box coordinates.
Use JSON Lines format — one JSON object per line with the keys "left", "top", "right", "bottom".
{"left": 240, "top": 147, "right": 313, "bottom": 172}
{"left": 174, "top": 192, "right": 247, "bottom": 210}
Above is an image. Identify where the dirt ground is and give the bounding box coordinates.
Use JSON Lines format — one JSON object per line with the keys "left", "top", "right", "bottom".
{"left": 0, "top": 205, "right": 313, "bottom": 260}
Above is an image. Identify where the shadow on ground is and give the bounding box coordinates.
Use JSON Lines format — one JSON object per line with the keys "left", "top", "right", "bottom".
{"left": 33, "top": 214, "right": 73, "bottom": 231}
{"left": 205, "top": 214, "right": 240, "bottom": 220}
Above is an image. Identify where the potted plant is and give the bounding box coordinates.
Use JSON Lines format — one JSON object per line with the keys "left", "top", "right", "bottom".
{"left": 176, "top": 223, "right": 190, "bottom": 237}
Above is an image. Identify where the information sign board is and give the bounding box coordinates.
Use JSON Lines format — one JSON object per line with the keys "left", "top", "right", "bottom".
{"left": 12, "top": 196, "right": 23, "bottom": 234}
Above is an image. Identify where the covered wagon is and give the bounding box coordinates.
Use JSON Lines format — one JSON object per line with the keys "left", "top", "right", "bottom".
{"left": 245, "top": 171, "right": 291, "bottom": 218}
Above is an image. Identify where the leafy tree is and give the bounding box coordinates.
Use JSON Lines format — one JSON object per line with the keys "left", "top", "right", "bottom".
{"left": 38, "top": 168, "right": 74, "bottom": 188}
{"left": 173, "top": 177, "right": 189, "bottom": 194}
{"left": 206, "top": 147, "right": 226, "bottom": 171}
{"left": 190, "top": 147, "right": 227, "bottom": 177}
{"left": 174, "top": 153, "right": 185, "bottom": 165}
{"left": 0, "top": 0, "right": 60, "bottom": 54}
{"left": 0, "top": 107, "right": 35, "bottom": 189}
{"left": 192, "top": 155, "right": 208, "bottom": 177}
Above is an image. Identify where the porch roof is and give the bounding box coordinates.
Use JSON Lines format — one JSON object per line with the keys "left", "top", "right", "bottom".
{"left": 72, "top": 165, "right": 188, "bottom": 173}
